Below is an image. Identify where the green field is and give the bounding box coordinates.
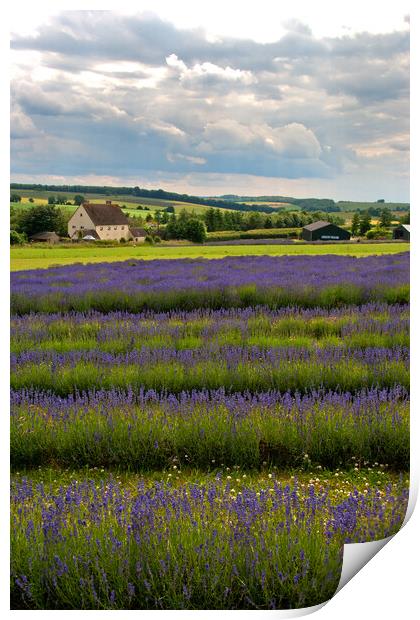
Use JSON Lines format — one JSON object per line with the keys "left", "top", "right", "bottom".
{"left": 11, "top": 242, "right": 409, "bottom": 271}
{"left": 11, "top": 191, "right": 230, "bottom": 215}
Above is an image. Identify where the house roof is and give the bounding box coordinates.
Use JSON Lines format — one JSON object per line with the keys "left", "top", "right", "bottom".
{"left": 30, "top": 231, "right": 60, "bottom": 240}
{"left": 82, "top": 202, "right": 129, "bottom": 226}
{"left": 303, "top": 220, "right": 336, "bottom": 232}
{"left": 130, "top": 227, "right": 147, "bottom": 237}
{"left": 398, "top": 224, "right": 410, "bottom": 232}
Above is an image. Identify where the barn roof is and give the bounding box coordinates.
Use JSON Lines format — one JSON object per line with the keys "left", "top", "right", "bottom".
{"left": 302, "top": 220, "right": 335, "bottom": 232}
{"left": 130, "top": 227, "right": 147, "bottom": 237}
{"left": 82, "top": 202, "right": 129, "bottom": 226}
{"left": 398, "top": 224, "right": 410, "bottom": 232}
{"left": 30, "top": 231, "right": 60, "bottom": 240}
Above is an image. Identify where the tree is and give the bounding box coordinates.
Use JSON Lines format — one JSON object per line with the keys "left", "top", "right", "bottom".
{"left": 377, "top": 199, "right": 385, "bottom": 203}
{"left": 366, "top": 227, "right": 390, "bottom": 240}
{"left": 351, "top": 213, "right": 360, "bottom": 236}
{"left": 400, "top": 213, "right": 410, "bottom": 225}
{"left": 17, "top": 204, "right": 68, "bottom": 237}
{"left": 28, "top": 197, "right": 34, "bottom": 203}
{"left": 380, "top": 208, "right": 393, "bottom": 228}
{"left": 145, "top": 213, "right": 153, "bottom": 223}
{"left": 47, "top": 196, "right": 56, "bottom": 205}
{"left": 74, "top": 194, "right": 85, "bottom": 206}
{"left": 10, "top": 194, "right": 21, "bottom": 203}
{"left": 359, "top": 212, "right": 372, "bottom": 236}
{"left": 184, "top": 218, "right": 206, "bottom": 243}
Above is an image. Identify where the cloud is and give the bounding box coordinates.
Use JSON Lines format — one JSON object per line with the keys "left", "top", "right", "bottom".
{"left": 166, "top": 54, "right": 256, "bottom": 85}
{"left": 10, "top": 11, "right": 409, "bottom": 199}
{"left": 10, "top": 106, "right": 39, "bottom": 139}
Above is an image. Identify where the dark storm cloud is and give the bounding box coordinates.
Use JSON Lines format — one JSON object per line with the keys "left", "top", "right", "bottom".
{"left": 10, "top": 11, "right": 409, "bottom": 186}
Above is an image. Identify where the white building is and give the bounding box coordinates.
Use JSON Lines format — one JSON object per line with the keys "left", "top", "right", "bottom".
{"left": 68, "top": 201, "right": 146, "bottom": 242}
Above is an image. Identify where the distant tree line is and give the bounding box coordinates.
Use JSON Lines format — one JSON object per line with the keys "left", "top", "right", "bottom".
{"left": 202, "top": 208, "right": 344, "bottom": 232}
{"left": 218, "top": 195, "right": 340, "bottom": 212}
{"left": 10, "top": 184, "right": 340, "bottom": 214}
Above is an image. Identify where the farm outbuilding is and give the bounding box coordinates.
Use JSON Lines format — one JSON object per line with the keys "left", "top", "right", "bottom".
{"left": 29, "top": 231, "right": 60, "bottom": 244}
{"left": 129, "top": 227, "right": 147, "bottom": 243}
{"left": 301, "top": 221, "right": 351, "bottom": 242}
{"left": 393, "top": 224, "right": 410, "bottom": 241}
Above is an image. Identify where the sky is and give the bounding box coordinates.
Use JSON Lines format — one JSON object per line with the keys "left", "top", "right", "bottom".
{"left": 9, "top": 1, "right": 411, "bottom": 201}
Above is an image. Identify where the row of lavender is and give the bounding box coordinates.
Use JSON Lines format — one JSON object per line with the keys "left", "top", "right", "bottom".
{"left": 11, "top": 387, "right": 409, "bottom": 469}
{"left": 11, "top": 303, "right": 409, "bottom": 354}
{"left": 11, "top": 476, "right": 408, "bottom": 609}
{"left": 11, "top": 254, "right": 409, "bottom": 314}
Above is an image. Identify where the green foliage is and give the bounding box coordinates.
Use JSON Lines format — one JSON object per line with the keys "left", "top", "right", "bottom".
{"left": 351, "top": 213, "right": 360, "bottom": 236}
{"left": 164, "top": 210, "right": 207, "bottom": 243}
{"left": 202, "top": 207, "right": 344, "bottom": 233}
{"left": 10, "top": 193, "right": 21, "bottom": 203}
{"left": 184, "top": 218, "right": 207, "bottom": 243}
{"left": 359, "top": 212, "right": 372, "bottom": 236}
{"left": 73, "top": 194, "right": 84, "bottom": 206}
{"left": 10, "top": 230, "right": 26, "bottom": 245}
{"left": 15, "top": 204, "right": 68, "bottom": 238}
{"left": 366, "top": 227, "right": 392, "bottom": 240}
{"left": 379, "top": 208, "right": 393, "bottom": 228}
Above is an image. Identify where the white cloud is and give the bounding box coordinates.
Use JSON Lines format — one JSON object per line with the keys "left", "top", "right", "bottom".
{"left": 166, "top": 54, "right": 256, "bottom": 84}
{"left": 200, "top": 119, "right": 322, "bottom": 158}
{"left": 10, "top": 107, "right": 38, "bottom": 139}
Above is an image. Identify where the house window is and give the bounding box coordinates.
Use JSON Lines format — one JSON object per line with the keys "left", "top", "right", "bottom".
{"left": 114, "top": 227, "right": 117, "bottom": 230}
{"left": 121, "top": 226, "right": 124, "bottom": 230}
{"left": 72, "top": 225, "right": 76, "bottom": 228}
{"left": 100, "top": 227, "right": 103, "bottom": 231}
{"left": 80, "top": 213, "right": 83, "bottom": 216}
{"left": 81, "top": 226, "right": 84, "bottom": 229}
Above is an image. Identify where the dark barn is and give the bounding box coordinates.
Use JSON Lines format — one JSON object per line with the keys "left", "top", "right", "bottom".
{"left": 302, "top": 221, "right": 351, "bottom": 242}
{"left": 393, "top": 224, "right": 410, "bottom": 241}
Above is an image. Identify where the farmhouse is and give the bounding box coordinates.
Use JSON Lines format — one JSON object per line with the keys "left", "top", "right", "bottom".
{"left": 302, "top": 221, "right": 351, "bottom": 242}
{"left": 68, "top": 201, "right": 132, "bottom": 241}
{"left": 29, "top": 231, "right": 60, "bottom": 244}
{"left": 393, "top": 224, "right": 410, "bottom": 241}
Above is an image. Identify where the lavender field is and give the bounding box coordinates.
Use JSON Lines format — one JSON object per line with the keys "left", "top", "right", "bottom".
{"left": 10, "top": 254, "right": 410, "bottom": 609}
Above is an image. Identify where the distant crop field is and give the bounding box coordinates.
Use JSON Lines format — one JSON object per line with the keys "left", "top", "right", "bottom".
{"left": 11, "top": 191, "right": 233, "bottom": 215}
{"left": 10, "top": 242, "right": 409, "bottom": 271}
{"left": 338, "top": 201, "right": 409, "bottom": 212}
{"left": 241, "top": 201, "right": 295, "bottom": 209}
